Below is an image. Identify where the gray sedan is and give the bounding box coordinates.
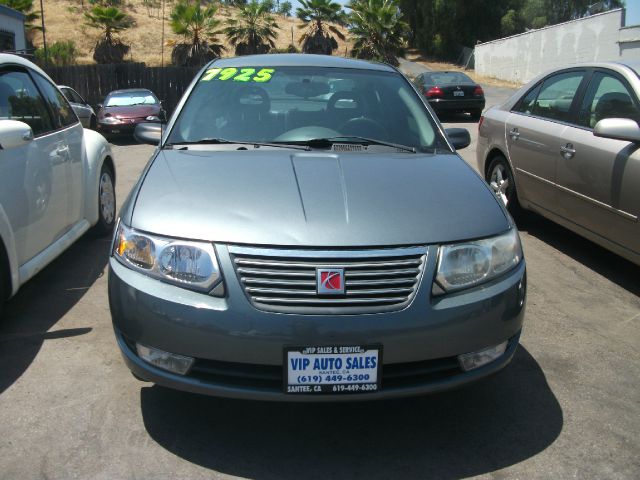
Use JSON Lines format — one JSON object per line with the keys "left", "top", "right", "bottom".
{"left": 109, "top": 54, "right": 526, "bottom": 401}
{"left": 478, "top": 61, "right": 640, "bottom": 265}
{"left": 59, "top": 85, "right": 96, "bottom": 129}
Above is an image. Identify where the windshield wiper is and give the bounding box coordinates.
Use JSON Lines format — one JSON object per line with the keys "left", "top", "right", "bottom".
{"left": 283, "top": 136, "right": 416, "bottom": 153}
{"left": 164, "top": 138, "right": 310, "bottom": 151}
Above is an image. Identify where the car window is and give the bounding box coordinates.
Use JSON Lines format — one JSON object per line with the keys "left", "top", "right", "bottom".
{"left": 0, "top": 69, "right": 54, "bottom": 136}
{"left": 62, "top": 87, "right": 84, "bottom": 105}
{"left": 530, "top": 71, "right": 584, "bottom": 123}
{"left": 578, "top": 72, "right": 640, "bottom": 128}
{"left": 513, "top": 83, "right": 542, "bottom": 115}
{"left": 424, "top": 72, "right": 474, "bottom": 84}
{"left": 106, "top": 92, "right": 158, "bottom": 107}
{"left": 169, "top": 66, "right": 445, "bottom": 152}
{"left": 32, "top": 73, "right": 78, "bottom": 128}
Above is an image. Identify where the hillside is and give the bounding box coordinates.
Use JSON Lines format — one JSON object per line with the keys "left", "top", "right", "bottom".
{"left": 34, "top": 0, "right": 353, "bottom": 66}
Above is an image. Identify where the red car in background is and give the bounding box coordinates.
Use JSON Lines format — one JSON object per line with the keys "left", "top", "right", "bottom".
{"left": 97, "top": 88, "right": 165, "bottom": 137}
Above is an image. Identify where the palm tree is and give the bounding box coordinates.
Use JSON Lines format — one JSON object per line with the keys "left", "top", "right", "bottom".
{"left": 170, "top": 0, "right": 225, "bottom": 67}
{"left": 296, "top": 0, "right": 345, "bottom": 55}
{"left": 225, "top": 1, "right": 279, "bottom": 56}
{"left": 85, "top": 5, "right": 135, "bottom": 64}
{"left": 348, "top": 0, "right": 408, "bottom": 66}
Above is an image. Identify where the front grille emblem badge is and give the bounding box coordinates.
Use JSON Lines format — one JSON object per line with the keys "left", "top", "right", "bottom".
{"left": 317, "top": 268, "right": 345, "bottom": 295}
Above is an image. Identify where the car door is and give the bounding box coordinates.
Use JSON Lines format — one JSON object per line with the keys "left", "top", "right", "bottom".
{"left": 32, "top": 73, "right": 85, "bottom": 229}
{"left": 554, "top": 69, "right": 640, "bottom": 256}
{"left": 505, "top": 70, "right": 587, "bottom": 212}
{"left": 0, "top": 67, "right": 68, "bottom": 266}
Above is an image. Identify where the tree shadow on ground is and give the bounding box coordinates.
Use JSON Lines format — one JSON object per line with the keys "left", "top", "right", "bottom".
{"left": 141, "top": 346, "right": 562, "bottom": 479}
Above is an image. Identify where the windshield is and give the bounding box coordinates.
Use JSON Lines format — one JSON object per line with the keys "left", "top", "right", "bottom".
{"left": 168, "top": 65, "right": 447, "bottom": 152}
{"left": 106, "top": 91, "right": 157, "bottom": 107}
{"left": 425, "top": 72, "right": 474, "bottom": 84}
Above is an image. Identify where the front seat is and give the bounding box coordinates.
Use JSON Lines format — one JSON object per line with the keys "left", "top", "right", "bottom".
{"left": 592, "top": 92, "right": 638, "bottom": 127}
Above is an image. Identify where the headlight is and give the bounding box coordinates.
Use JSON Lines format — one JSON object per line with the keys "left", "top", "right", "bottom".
{"left": 146, "top": 115, "right": 161, "bottom": 122}
{"left": 435, "top": 229, "right": 522, "bottom": 292}
{"left": 113, "top": 223, "right": 223, "bottom": 294}
{"left": 101, "top": 116, "right": 122, "bottom": 124}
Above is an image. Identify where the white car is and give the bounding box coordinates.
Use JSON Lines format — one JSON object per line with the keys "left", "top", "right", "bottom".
{"left": 59, "top": 85, "right": 97, "bottom": 129}
{"left": 0, "top": 54, "right": 116, "bottom": 316}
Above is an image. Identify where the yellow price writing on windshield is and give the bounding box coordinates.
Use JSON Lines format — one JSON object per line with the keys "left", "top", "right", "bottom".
{"left": 200, "top": 67, "right": 275, "bottom": 83}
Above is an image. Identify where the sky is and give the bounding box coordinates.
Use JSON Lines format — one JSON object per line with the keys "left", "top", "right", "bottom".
{"left": 288, "top": 1, "right": 640, "bottom": 26}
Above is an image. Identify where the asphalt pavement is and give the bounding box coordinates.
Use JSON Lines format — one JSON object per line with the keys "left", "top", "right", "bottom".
{"left": 0, "top": 62, "right": 638, "bottom": 479}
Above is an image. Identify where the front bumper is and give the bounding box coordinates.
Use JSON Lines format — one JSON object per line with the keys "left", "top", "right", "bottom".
{"left": 109, "top": 244, "right": 526, "bottom": 401}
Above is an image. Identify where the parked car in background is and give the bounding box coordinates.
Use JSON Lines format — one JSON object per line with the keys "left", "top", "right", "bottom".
{"left": 0, "top": 54, "right": 116, "bottom": 318}
{"left": 59, "top": 85, "right": 96, "bottom": 129}
{"left": 109, "top": 54, "right": 526, "bottom": 402}
{"left": 414, "top": 71, "right": 485, "bottom": 120}
{"left": 478, "top": 61, "right": 640, "bottom": 265}
{"left": 97, "top": 88, "right": 165, "bottom": 137}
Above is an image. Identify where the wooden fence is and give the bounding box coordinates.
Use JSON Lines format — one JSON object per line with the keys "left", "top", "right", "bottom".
{"left": 44, "top": 63, "right": 201, "bottom": 115}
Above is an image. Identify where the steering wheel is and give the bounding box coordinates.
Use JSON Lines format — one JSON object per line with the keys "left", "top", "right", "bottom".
{"left": 338, "top": 117, "right": 388, "bottom": 140}
{"left": 327, "top": 91, "right": 365, "bottom": 115}
{"left": 235, "top": 85, "right": 271, "bottom": 113}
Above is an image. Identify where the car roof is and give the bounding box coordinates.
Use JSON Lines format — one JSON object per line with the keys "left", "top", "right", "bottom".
{"left": 0, "top": 53, "right": 56, "bottom": 83}
{"left": 210, "top": 54, "right": 396, "bottom": 73}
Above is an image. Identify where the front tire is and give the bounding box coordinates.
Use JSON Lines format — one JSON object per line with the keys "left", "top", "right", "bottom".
{"left": 486, "top": 155, "right": 522, "bottom": 219}
{"left": 91, "top": 163, "right": 116, "bottom": 237}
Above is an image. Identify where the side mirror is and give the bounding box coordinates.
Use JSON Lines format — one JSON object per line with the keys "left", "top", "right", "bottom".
{"left": 97, "top": 103, "right": 103, "bottom": 109}
{"left": 593, "top": 118, "right": 640, "bottom": 143}
{"left": 0, "top": 120, "right": 34, "bottom": 149}
{"left": 134, "top": 122, "right": 164, "bottom": 145}
{"left": 445, "top": 127, "right": 471, "bottom": 150}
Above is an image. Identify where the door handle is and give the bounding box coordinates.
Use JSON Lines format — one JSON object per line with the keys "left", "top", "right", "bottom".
{"left": 560, "top": 143, "right": 575, "bottom": 159}
{"left": 509, "top": 128, "right": 520, "bottom": 140}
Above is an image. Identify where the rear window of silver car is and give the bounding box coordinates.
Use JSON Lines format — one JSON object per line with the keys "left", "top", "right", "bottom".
{"left": 169, "top": 66, "right": 442, "bottom": 152}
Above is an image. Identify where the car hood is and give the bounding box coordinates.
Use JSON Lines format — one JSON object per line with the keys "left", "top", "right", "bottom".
{"left": 100, "top": 105, "right": 159, "bottom": 118}
{"left": 130, "top": 149, "right": 509, "bottom": 247}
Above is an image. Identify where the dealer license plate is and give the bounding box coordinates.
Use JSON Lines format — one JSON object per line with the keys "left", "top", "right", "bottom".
{"left": 453, "top": 90, "right": 465, "bottom": 96}
{"left": 285, "top": 345, "right": 381, "bottom": 394}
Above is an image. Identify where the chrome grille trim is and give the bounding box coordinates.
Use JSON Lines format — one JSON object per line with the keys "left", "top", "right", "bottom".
{"left": 229, "top": 246, "right": 427, "bottom": 314}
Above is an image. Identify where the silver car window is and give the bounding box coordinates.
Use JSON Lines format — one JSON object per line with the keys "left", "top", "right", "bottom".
{"left": 0, "top": 69, "right": 54, "bottom": 135}
{"left": 578, "top": 72, "right": 640, "bottom": 128}
{"left": 531, "top": 71, "right": 584, "bottom": 123}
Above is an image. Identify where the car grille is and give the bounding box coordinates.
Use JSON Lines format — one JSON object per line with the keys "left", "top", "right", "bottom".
{"left": 228, "top": 246, "right": 427, "bottom": 314}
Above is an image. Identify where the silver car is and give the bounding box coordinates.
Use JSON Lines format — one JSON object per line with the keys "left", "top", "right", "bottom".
{"left": 0, "top": 55, "right": 116, "bottom": 317}
{"left": 478, "top": 61, "right": 640, "bottom": 265}
{"left": 109, "top": 54, "right": 526, "bottom": 401}
{"left": 59, "top": 85, "right": 96, "bottom": 129}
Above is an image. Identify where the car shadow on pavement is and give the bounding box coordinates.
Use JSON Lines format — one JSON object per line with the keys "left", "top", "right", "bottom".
{"left": 438, "top": 112, "right": 479, "bottom": 124}
{"left": 140, "top": 346, "right": 562, "bottom": 479}
{"left": 520, "top": 213, "right": 640, "bottom": 296}
{"left": 0, "top": 234, "right": 110, "bottom": 395}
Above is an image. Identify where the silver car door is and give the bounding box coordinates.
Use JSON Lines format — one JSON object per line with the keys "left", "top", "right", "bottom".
{"left": 505, "top": 70, "right": 586, "bottom": 213}
{"left": 555, "top": 70, "right": 640, "bottom": 256}
{"left": 0, "top": 68, "right": 69, "bottom": 265}
{"left": 34, "top": 74, "right": 85, "bottom": 228}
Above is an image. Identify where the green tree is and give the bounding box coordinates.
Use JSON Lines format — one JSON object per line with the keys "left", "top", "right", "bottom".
{"left": 225, "top": 1, "right": 279, "bottom": 55}
{"left": 278, "top": 1, "right": 292, "bottom": 17}
{"left": 348, "top": 0, "right": 408, "bottom": 66}
{"left": 34, "top": 40, "right": 78, "bottom": 66}
{"left": 84, "top": 5, "right": 134, "bottom": 63}
{"left": 170, "top": 0, "right": 225, "bottom": 66}
{"left": 296, "top": 0, "right": 346, "bottom": 55}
